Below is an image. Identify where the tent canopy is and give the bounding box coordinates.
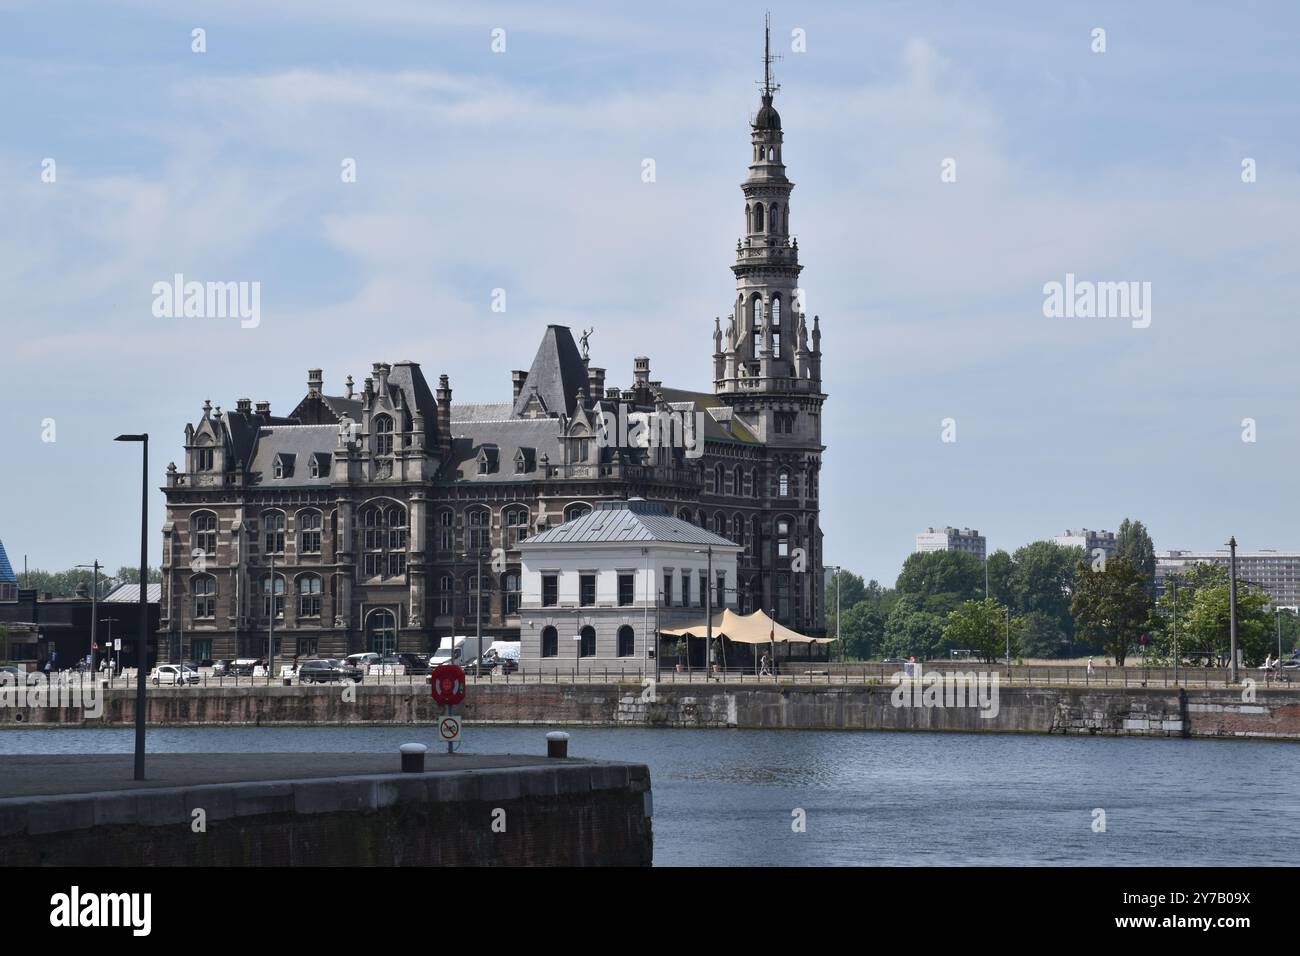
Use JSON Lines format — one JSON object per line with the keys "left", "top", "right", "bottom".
{"left": 660, "top": 608, "right": 833, "bottom": 644}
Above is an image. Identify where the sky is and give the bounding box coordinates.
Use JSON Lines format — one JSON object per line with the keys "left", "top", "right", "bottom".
{"left": 1, "top": 1, "right": 1298, "bottom": 585}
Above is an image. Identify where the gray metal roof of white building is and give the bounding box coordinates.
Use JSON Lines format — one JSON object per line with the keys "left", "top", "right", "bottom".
{"left": 520, "top": 498, "right": 740, "bottom": 548}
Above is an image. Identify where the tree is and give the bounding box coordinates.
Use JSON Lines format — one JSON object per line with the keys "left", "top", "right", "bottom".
{"left": 895, "top": 550, "right": 984, "bottom": 614}
{"left": 1070, "top": 557, "right": 1152, "bottom": 666}
{"left": 881, "top": 597, "right": 946, "bottom": 660}
{"left": 839, "top": 601, "right": 886, "bottom": 660}
{"left": 1147, "top": 563, "right": 1227, "bottom": 662}
{"left": 1010, "top": 540, "right": 1083, "bottom": 650}
{"left": 984, "top": 549, "right": 1016, "bottom": 608}
{"left": 1183, "top": 581, "right": 1273, "bottom": 666}
{"left": 1019, "top": 611, "right": 1068, "bottom": 659}
{"left": 943, "top": 599, "right": 1017, "bottom": 664}
{"left": 824, "top": 569, "right": 867, "bottom": 639}
{"left": 1114, "top": 518, "right": 1156, "bottom": 587}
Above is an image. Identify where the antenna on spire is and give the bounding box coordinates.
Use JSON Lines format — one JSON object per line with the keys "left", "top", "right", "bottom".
{"left": 760, "top": 11, "right": 781, "bottom": 98}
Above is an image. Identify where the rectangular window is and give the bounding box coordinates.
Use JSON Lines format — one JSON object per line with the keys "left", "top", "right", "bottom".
{"left": 717, "top": 572, "right": 726, "bottom": 607}
{"left": 299, "top": 593, "right": 321, "bottom": 618}
{"left": 662, "top": 571, "right": 672, "bottom": 609}
{"left": 197, "top": 448, "right": 214, "bottom": 471}
{"left": 580, "top": 574, "right": 596, "bottom": 607}
{"left": 388, "top": 553, "right": 406, "bottom": 577}
{"left": 617, "top": 573, "right": 635, "bottom": 607}
{"left": 698, "top": 572, "right": 707, "bottom": 608}
{"left": 542, "top": 575, "right": 558, "bottom": 608}
{"left": 680, "top": 571, "right": 691, "bottom": 608}
{"left": 364, "top": 554, "right": 383, "bottom": 577}
{"left": 192, "top": 638, "right": 213, "bottom": 662}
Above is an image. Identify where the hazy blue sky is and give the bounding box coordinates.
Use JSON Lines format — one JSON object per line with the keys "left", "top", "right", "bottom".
{"left": 1, "top": 1, "right": 1297, "bottom": 584}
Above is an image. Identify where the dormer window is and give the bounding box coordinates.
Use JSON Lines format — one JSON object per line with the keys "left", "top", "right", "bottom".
{"left": 197, "top": 448, "right": 214, "bottom": 471}
{"left": 309, "top": 453, "right": 329, "bottom": 479}
{"left": 476, "top": 444, "right": 499, "bottom": 475}
{"left": 272, "top": 453, "right": 294, "bottom": 480}
{"left": 273, "top": 458, "right": 283, "bottom": 479}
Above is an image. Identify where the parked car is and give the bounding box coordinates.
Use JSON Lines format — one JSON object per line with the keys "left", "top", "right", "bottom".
{"left": 228, "top": 658, "right": 260, "bottom": 676}
{"left": 150, "top": 664, "right": 200, "bottom": 686}
{"left": 211, "top": 660, "right": 233, "bottom": 676}
{"left": 345, "top": 652, "right": 381, "bottom": 669}
{"left": 0, "top": 664, "right": 26, "bottom": 681}
{"left": 395, "top": 653, "right": 431, "bottom": 674}
{"left": 299, "top": 659, "right": 363, "bottom": 683}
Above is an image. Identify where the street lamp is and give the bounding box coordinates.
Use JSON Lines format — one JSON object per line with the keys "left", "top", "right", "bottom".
{"left": 827, "top": 565, "right": 842, "bottom": 664}
{"left": 458, "top": 550, "right": 487, "bottom": 677}
{"left": 115, "top": 433, "right": 149, "bottom": 781}
{"left": 1227, "top": 536, "right": 1239, "bottom": 682}
{"left": 1275, "top": 606, "right": 1298, "bottom": 676}
{"left": 75, "top": 561, "right": 103, "bottom": 669}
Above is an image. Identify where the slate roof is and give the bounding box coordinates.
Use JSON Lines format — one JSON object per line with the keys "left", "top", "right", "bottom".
{"left": 520, "top": 498, "right": 740, "bottom": 548}
{"left": 446, "top": 418, "right": 564, "bottom": 482}
{"left": 247, "top": 425, "right": 338, "bottom": 486}
{"left": 658, "top": 387, "right": 760, "bottom": 444}
{"left": 512, "top": 325, "right": 590, "bottom": 418}
{"left": 103, "top": 583, "right": 162, "bottom": 604}
{"left": 451, "top": 403, "right": 515, "bottom": 424}
{"left": 0, "top": 538, "right": 16, "bottom": 584}
{"left": 388, "top": 361, "right": 440, "bottom": 424}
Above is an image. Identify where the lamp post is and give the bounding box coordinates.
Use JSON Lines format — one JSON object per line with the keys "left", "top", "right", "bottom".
{"left": 1171, "top": 574, "right": 1179, "bottom": 686}
{"left": 693, "top": 546, "right": 716, "bottom": 677}
{"left": 267, "top": 553, "right": 276, "bottom": 679}
{"left": 115, "top": 433, "right": 149, "bottom": 781}
{"left": 1227, "top": 536, "right": 1239, "bottom": 682}
{"left": 75, "top": 561, "right": 102, "bottom": 668}
{"left": 458, "top": 550, "right": 485, "bottom": 677}
{"left": 827, "top": 565, "right": 842, "bottom": 664}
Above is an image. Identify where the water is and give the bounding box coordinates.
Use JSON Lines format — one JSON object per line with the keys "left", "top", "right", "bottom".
{"left": 1, "top": 726, "right": 1293, "bottom": 866}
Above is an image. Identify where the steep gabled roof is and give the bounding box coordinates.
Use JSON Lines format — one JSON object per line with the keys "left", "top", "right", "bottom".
{"left": 512, "top": 325, "right": 590, "bottom": 419}
{"left": 0, "top": 538, "right": 16, "bottom": 584}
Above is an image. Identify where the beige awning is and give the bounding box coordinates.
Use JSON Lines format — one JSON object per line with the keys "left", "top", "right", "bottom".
{"left": 660, "top": 608, "right": 833, "bottom": 644}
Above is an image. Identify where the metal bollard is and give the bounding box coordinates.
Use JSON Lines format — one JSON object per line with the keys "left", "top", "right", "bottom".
{"left": 400, "top": 742, "right": 427, "bottom": 773}
{"left": 546, "top": 731, "right": 569, "bottom": 759}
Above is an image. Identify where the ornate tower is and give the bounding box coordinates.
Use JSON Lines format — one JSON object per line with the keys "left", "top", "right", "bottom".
{"left": 714, "top": 16, "right": 825, "bottom": 447}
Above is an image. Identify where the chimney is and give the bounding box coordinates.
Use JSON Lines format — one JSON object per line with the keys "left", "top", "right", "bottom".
{"left": 255, "top": 400, "right": 271, "bottom": 420}
{"left": 633, "top": 356, "right": 650, "bottom": 388}
{"left": 587, "top": 366, "right": 605, "bottom": 398}
{"left": 307, "top": 368, "right": 323, "bottom": 397}
{"left": 435, "top": 374, "right": 452, "bottom": 454}
{"left": 511, "top": 370, "right": 528, "bottom": 401}
{"left": 373, "top": 362, "right": 390, "bottom": 396}
{"left": 236, "top": 398, "right": 252, "bottom": 415}
{"left": 345, "top": 375, "right": 355, "bottom": 400}
{"left": 605, "top": 387, "right": 621, "bottom": 401}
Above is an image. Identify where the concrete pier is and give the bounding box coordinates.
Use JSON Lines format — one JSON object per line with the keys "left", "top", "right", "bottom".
{"left": 0, "top": 753, "right": 653, "bottom": 866}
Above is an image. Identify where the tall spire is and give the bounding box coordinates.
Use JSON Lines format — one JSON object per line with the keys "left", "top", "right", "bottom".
{"left": 762, "top": 11, "right": 780, "bottom": 99}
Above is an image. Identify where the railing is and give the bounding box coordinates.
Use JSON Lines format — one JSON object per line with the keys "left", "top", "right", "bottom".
{"left": 48, "top": 661, "right": 1297, "bottom": 691}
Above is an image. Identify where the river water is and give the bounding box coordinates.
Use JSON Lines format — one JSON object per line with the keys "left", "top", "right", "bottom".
{"left": 1, "top": 726, "right": 1292, "bottom": 866}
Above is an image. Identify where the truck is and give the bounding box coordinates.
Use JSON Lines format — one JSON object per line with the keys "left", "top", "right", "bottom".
{"left": 430, "top": 636, "right": 479, "bottom": 667}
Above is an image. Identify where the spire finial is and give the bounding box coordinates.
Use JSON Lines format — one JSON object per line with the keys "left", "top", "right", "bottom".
{"left": 762, "top": 12, "right": 780, "bottom": 99}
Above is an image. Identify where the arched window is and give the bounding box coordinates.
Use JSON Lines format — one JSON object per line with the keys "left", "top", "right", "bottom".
{"left": 753, "top": 296, "right": 764, "bottom": 328}
{"left": 191, "top": 511, "right": 217, "bottom": 557}
{"left": 732, "top": 514, "right": 744, "bottom": 546}
{"left": 745, "top": 203, "right": 752, "bottom": 232}
{"left": 366, "top": 608, "right": 397, "bottom": 655}
{"left": 466, "top": 573, "right": 487, "bottom": 619}
{"left": 298, "top": 510, "right": 322, "bottom": 554}
{"left": 437, "top": 574, "right": 453, "bottom": 616}
{"left": 298, "top": 574, "right": 322, "bottom": 618}
{"left": 678, "top": 507, "right": 692, "bottom": 523}
{"left": 770, "top": 204, "right": 780, "bottom": 233}
{"left": 778, "top": 470, "right": 790, "bottom": 497}
{"left": 713, "top": 512, "right": 725, "bottom": 535}
{"left": 262, "top": 511, "right": 285, "bottom": 554}
{"left": 373, "top": 414, "right": 394, "bottom": 455}
{"left": 617, "top": 625, "right": 635, "bottom": 658}
{"left": 564, "top": 502, "right": 591, "bottom": 522}
{"left": 192, "top": 574, "right": 216, "bottom": 619}
{"left": 580, "top": 625, "right": 596, "bottom": 658}
{"left": 541, "top": 626, "right": 558, "bottom": 658}
{"left": 467, "top": 507, "right": 491, "bottom": 550}
{"left": 772, "top": 296, "right": 781, "bottom": 327}
{"left": 714, "top": 464, "right": 725, "bottom": 495}
{"left": 436, "top": 509, "right": 454, "bottom": 551}
{"left": 777, "top": 518, "right": 791, "bottom": 558}
{"left": 262, "top": 574, "right": 285, "bottom": 618}
{"left": 753, "top": 203, "right": 764, "bottom": 233}
{"left": 504, "top": 571, "right": 521, "bottom": 616}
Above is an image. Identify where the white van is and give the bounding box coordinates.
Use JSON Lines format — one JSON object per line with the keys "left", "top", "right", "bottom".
{"left": 430, "top": 636, "right": 477, "bottom": 667}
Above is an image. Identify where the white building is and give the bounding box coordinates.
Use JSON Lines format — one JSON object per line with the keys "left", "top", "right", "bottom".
{"left": 518, "top": 498, "right": 740, "bottom": 673}
{"left": 1156, "top": 549, "right": 1300, "bottom": 608}
{"left": 1052, "top": 529, "right": 1117, "bottom": 560}
{"left": 915, "top": 527, "right": 986, "bottom": 562}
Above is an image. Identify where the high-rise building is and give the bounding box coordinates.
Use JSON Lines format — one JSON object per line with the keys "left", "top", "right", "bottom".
{"left": 1156, "top": 550, "right": 1300, "bottom": 608}
{"left": 916, "top": 527, "right": 986, "bottom": 562}
{"left": 1052, "top": 529, "right": 1117, "bottom": 560}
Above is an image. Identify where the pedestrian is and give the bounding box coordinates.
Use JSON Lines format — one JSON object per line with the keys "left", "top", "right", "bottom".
{"left": 759, "top": 652, "right": 771, "bottom": 677}
{"left": 1087, "top": 657, "right": 1094, "bottom": 677}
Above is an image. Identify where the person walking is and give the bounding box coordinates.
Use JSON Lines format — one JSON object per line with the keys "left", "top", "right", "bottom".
{"left": 1087, "top": 657, "right": 1095, "bottom": 678}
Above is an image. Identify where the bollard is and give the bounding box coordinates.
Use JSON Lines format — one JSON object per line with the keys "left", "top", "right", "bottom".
{"left": 546, "top": 731, "right": 569, "bottom": 759}
{"left": 400, "top": 742, "right": 427, "bottom": 773}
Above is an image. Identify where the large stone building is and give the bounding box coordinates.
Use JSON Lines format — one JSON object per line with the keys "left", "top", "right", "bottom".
{"left": 915, "top": 527, "right": 986, "bottom": 562}
{"left": 157, "top": 36, "right": 827, "bottom": 664}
